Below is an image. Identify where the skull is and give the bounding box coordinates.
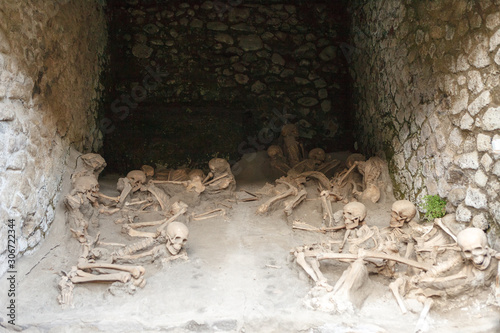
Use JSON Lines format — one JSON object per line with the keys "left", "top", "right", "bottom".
{"left": 308, "top": 148, "right": 326, "bottom": 162}
{"left": 73, "top": 176, "right": 99, "bottom": 202}
{"left": 281, "top": 123, "right": 299, "bottom": 138}
{"left": 140, "top": 165, "right": 155, "bottom": 177}
{"left": 187, "top": 170, "right": 206, "bottom": 193}
{"left": 208, "top": 158, "right": 230, "bottom": 175}
{"left": 267, "top": 145, "right": 284, "bottom": 159}
{"left": 346, "top": 153, "right": 366, "bottom": 168}
{"left": 188, "top": 169, "right": 205, "bottom": 182}
{"left": 390, "top": 200, "right": 417, "bottom": 228}
{"left": 457, "top": 228, "right": 491, "bottom": 271}
{"left": 80, "top": 153, "right": 107, "bottom": 177}
{"left": 343, "top": 202, "right": 367, "bottom": 229}
{"left": 126, "top": 170, "right": 146, "bottom": 192}
{"left": 165, "top": 222, "right": 189, "bottom": 255}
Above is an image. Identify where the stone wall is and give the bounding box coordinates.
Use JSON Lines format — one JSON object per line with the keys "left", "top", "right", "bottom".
{"left": 102, "top": 0, "right": 352, "bottom": 172}
{"left": 349, "top": 0, "right": 500, "bottom": 244}
{"left": 0, "top": 0, "right": 107, "bottom": 275}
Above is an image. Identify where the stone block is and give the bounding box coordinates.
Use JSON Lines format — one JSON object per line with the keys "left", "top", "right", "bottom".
{"left": 451, "top": 89, "right": 468, "bottom": 114}
{"left": 467, "top": 71, "right": 484, "bottom": 94}
{"left": 238, "top": 35, "right": 262, "bottom": 51}
{"left": 455, "top": 151, "right": 479, "bottom": 169}
{"left": 294, "top": 77, "right": 309, "bottom": 85}
{"left": 487, "top": 178, "right": 500, "bottom": 199}
{"left": 132, "top": 44, "right": 153, "bottom": 58}
{"left": 490, "top": 28, "right": 500, "bottom": 51}
{"left": 214, "top": 33, "right": 233, "bottom": 45}
{"left": 455, "top": 203, "right": 472, "bottom": 222}
{"left": 468, "top": 42, "right": 491, "bottom": 68}
{"left": 493, "top": 161, "right": 500, "bottom": 177}
{"left": 143, "top": 23, "right": 159, "bottom": 34}
{"left": 448, "top": 187, "right": 467, "bottom": 206}
{"left": 294, "top": 42, "right": 316, "bottom": 58}
{"left": 470, "top": 12, "right": 483, "bottom": 29}
{"left": 490, "top": 201, "right": 500, "bottom": 227}
{"left": 494, "top": 135, "right": 500, "bottom": 158}
{"left": 207, "top": 22, "right": 228, "bottom": 31}
{"left": 481, "top": 107, "right": 500, "bottom": 131}
{"left": 457, "top": 75, "right": 466, "bottom": 85}
{"left": 234, "top": 74, "right": 248, "bottom": 84}
{"left": 460, "top": 113, "right": 474, "bottom": 130}
{"left": 318, "top": 89, "right": 328, "bottom": 99}
{"left": 445, "top": 25, "right": 455, "bottom": 40}
{"left": 190, "top": 19, "right": 203, "bottom": 29}
{"left": 280, "top": 69, "right": 294, "bottom": 78}
{"left": 298, "top": 97, "right": 318, "bottom": 107}
{"left": 495, "top": 48, "right": 500, "bottom": 65}
{"left": 319, "top": 46, "right": 336, "bottom": 61}
{"left": 201, "top": 1, "right": 213, "bottom": 10}
{"left": 438, "top": 177, "right": 452, "bottom": 197}
{"left": 481, "top": 153, "right": 494, "bottom": 171}
{"left": 228, "top": 8, "right": 250, "bottom": 23}
{"left": 468, "top": 91, "right": 491, "bottom": 116}
{"left": 486, "top": 12, "right": 500, "bottom": 30}
{"left": 456, "top": 54, "right": 470, "bottom": 71}
{"left": 477, "top": 134, "right": 491, "bottom": 151}
{"left": 271, "top": 53, "right": 285, "bottom": 66}
{"left": 449, "top": 128, "right": 463, "bottom": 148}
{"left": 474, "top": 170, "right": 488, "bottom": 187}
{"left": 472, "top": 213, "right": 489, "bottom": 230}
{"left": 465, "top": 187, "right": 488, "bottom": 209}
{"left": 321, "top": 100, "right": 331, "bottom": 112}
{"left": 250, "top": 80, "right": 266, "bottom": 94}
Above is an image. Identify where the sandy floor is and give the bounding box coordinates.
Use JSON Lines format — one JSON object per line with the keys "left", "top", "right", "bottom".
{"left": 1, "top": 151, "right": 500, "bottom": 333}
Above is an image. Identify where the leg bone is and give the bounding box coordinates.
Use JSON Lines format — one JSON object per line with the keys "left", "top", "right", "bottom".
{"left": 320, "top": 190, "right": 334, "bottom": 227}
{"left": 71, "top": 270, "right": 131, "bottom": 284}
{"left": 414, "top": 297, "right": 433, "bottom": 333}
{"left": 122, "top": 224, "right": 156, "bottom": 238}
{"left": 77, "top": 262, "right": 145, "bottom": 279}
{"left": 389, "top": 278, "right": 407, "bottom": 314}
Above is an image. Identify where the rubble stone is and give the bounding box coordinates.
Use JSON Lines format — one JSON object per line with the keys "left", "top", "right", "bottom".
{"left": 0, "top": 0, "right": 107, "bottom": 275}
{"left": 465, "top": 187, "right": 488, "bottom": 209}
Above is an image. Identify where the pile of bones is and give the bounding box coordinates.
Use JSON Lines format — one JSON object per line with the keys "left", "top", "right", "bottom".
{"left": 58, "top": 123, "right": 500, "bottom": 333}
{"left": 59, "top": 152, "right": 237, "bottom": 306}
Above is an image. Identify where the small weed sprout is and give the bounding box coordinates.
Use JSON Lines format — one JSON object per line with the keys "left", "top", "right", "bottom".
{"left": 420, "top": 195, "right": 447, "bottom": 221}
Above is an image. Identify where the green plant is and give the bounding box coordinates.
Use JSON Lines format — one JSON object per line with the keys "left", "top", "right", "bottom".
{"left": 420, "top": 195, "right": 447, "bottom": 221}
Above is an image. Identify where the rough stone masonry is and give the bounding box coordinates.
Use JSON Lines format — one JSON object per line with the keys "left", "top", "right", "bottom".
{"left": 0, "top": 0, "right": 107, "bottom": 275}
{"left": 350, "top": 0, "right": 500, "bottom": 248}
{"left": 1, "top": 0, "right": 500, "bottom": 276}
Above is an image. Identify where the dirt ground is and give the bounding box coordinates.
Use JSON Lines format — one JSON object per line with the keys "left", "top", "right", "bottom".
{"left": 1, "top": 150, "right": 500, "bottom": 333}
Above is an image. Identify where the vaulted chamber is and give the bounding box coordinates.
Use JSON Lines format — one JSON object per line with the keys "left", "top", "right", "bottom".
{"left": 1, "top": 0, "right": 499, "bottom": 289}
{"left": 102, "top": 0, "right": 354, "bottom": 172}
